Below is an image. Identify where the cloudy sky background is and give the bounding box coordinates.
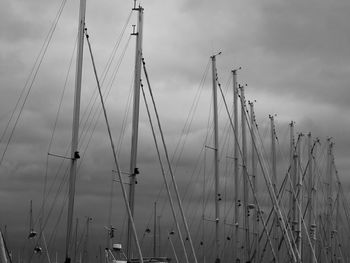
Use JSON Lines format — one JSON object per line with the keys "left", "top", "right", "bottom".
{"left": 1, "top": 0, "right": 350, "bottom": 261}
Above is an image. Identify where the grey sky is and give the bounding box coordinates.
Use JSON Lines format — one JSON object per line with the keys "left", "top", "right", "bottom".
{"left": 0, "top": 0, "right": 349, "bottom": 261}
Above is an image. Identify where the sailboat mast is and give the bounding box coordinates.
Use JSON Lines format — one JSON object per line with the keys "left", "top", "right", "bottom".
{"left": 335, "top": 174, "right": 341, "bottom": 262}
{"left": 83, "top": 217, "right": 92, "bottom": 263}
{"left": 289, "top": 121, "right": 295, "bottom": 227}
{"left": 326, "top": 139, "right": 333, "bottom": 260}
{"left": 153, "top": 202, "right": 157, "bottom": 258}
{"left": 240, "top": 84, "right": 250, "bottom": 262}
{"left": 211, "top": 54, "right": 221, "bottom": 263}
{"left": 296, "top": 134, "right": 303, "bottom": 262}
{"left": 65, "top": 0, "right": 86, "bottom": 262}
{"left": 307, "top": 133, "right": 316, "bottom": 263}
{"left": 158, "top": 216, "right": 161, "bottom": 257}
{"left": 250, "top": 102, "right": 258, "bottom": 262}
{"left": 269, "top": 115, "right": 278, "bottom": 262}
{"left": 74, "top": 218, "right": 78, "bottom": 263}
{"left": 29, "top": 200, "right": 33, "bottom": 232}
{"left": 232, "top": 69, "right": 240, "bottom": 262}
{"left": 291, "top": 124, "right": 299, "bottom": 257}
{"left": 126, "top": 4, "right": 143, "bottom": 259}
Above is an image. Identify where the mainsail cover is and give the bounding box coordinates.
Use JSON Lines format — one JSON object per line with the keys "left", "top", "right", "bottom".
{"left": 0, "top": 231, "right": 9, "bottom": 263}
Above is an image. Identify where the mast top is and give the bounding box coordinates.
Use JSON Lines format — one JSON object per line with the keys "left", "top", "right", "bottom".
{"left": 238, "top": 83, "right": 248, "bottom": 88}
{"left": 132, "top": 0, "right": 144, "bottom": 11}
{"left": 211, "top": 51, "right": 222, "bottom": 59}
{"left": 232, "top": 66, "right": 242, "bottom": 73}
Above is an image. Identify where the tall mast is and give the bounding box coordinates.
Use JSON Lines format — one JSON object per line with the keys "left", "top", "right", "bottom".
{"left": 106, "top": 173, "right": 114, "bottom": 256}
{"left": 250, "top": 102, "right": 258, "bottom": 262}
{"left": 296, "top": 134, "right": 303, "bottom": 262}
{"left": 326, "top": 139, "right": 333, "bottom": 260}
{"left": 211, "top": 53, "right": 221, "bottom": 263}
{"left": 29, "top": 200, "right": 34, "bottom": 234}
{"left": 307, "top": 133, "right": 316, "bottom": 263}
{"left": 74, "top": 218, "right": 78, "bottom": 263}
{"left": 126, "top": 3, "right": 144, "bottom": 259}
{"left": 153, "top": 202, "right": 157, "bottom": 258}
{"left": 335, "top": 173, "right": 341, "bottom": 262}
{"left": 158, "top": 215, "right": 161, "bottom": 257}
{"left": 82, "top": 217, "right": 92, "bottom": 263}
{"left": 289, "top": 121, "right": 295, "bottom": 228}
{"left": 269, "top": 115, "right": 278, "bottom": 262}
{"left": 232, "top": 69, "right": 240, "bottom": 263}
{"left": 240, "top": 84, "right": 250, "bottom": 262}
{"left": 28, "top": 200, "right": 37, "bottom": 239}
{"left": 65, "top": 0, "right": 86, "bottom": 262}
{"left": 290, "top": 123, "right": 299, "bottom": 258}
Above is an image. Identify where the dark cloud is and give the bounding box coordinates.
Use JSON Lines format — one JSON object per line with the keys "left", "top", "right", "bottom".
{"left": 1, "top": 0, "right": 350, "bottom": 261}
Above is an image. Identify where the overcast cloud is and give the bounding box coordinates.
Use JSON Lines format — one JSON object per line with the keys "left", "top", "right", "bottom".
{"left": 0, "top": 0, "right": 349, "bottom": 261}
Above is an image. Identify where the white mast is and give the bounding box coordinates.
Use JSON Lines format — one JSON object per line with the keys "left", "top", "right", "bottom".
{"left": 153, "top": 202, "right": 157, "bottom": 258}
{"left": 240, "top": 84, "right": 250, "bottom": 262}
{"left": 126, "top": 3, "right": 143, "bottom": 259}
{"left": 28, "top": 200, "right": 37, "bottom": 238}
{"left": 307, "top": 133, "right": 316, "bottom": 263}
{"left": 269, "top": 115, "right": 278, "bottom": 262}
{"left": 211, "top": 53, "right": 221, "bottom": 263}
{"left": 296, "top": 134, "right": 303, "bottom": 262}
{"left": 291, "top": 124, "right": 299, "bottom": 259}
{"left": 335, "top": 173, "right": 341, "bottom": 262}
{"left": 232, "top": 69, "right": 240, "bottom": 263}
{"left": 250, "top": 102, "right": 258, "bottom": 262}
{"left": 65, "top": 0, "right": 86, "bottom": 262}
{"left": 289, "top": 121, "right": 295, "bottom": 228}
{"left": 326, "top": 139, "right": 333, "bottom": 260}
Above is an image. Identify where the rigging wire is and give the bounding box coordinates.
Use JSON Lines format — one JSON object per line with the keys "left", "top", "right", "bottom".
{"left": 140, "top": 83, "right": 189, "bottom": 262}
{"left": 164, "top": 68, "right": 231, "bottom": 243}
{"left": 77, "top": 34, "right": 132, "bottom": 170}
{"left": 142, "top": 57, "right": 199, "bottom": 263}
{"left": 171, "top": 59, "right": 211, "bottom": 169}
{"left": 77, "top": 35, "right": 132, "bottom": 245}
{"left": 85, "top": 28, "right": 144, "bottom": 262}
{"left": 184, "top": 75, "right": 232, "bottom": 216}
{"left": 35, "top": 11, "right": 133, "bottom": 247}
{"left": 79, "top": 10, "right": 132, "bottom": 129}
{"left": 42, "top": 33, "right": 78, "bottom": 223}
{"left": 78, "top": 34, "right": 132, "bottom": 158}
{"left": 28, "top": 169, "right": 70, "bottom": 263}
{"left": 0, "top": 0, "right": 68, "bottom": 165}
{"left": 150, "top": 59, "right": 211, "bottom": 212}
{"left": 216, "top": 82, "right": 287, "bottom": 261}
{"left": 140, "top": 59, "right": 211, "bottom": 247}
